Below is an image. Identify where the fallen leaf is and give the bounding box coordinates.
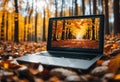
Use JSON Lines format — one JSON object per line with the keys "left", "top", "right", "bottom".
{"left": 114, "top": 74, "right": 120, "bottom": 80}
{"left": 96, "top": 60, "right": 104, "bottom": 66}
{"left": 108, "top": 54, "right": 120, "bottom": 73}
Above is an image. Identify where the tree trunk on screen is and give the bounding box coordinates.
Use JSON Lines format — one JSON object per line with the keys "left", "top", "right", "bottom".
{"left": 92, "top": 19, "right": 95, "bottom": 40}
{"left": 14, "top": 0, "right": 19, "bottom": 43}
{"left": 53, "top": 21, "right": 57, "bottom": 41}
{"left": 114, "top": 0, "right": 120, "bottom": 34}
{"left": 61, "top": 20, "right": 65, "bottom": 40}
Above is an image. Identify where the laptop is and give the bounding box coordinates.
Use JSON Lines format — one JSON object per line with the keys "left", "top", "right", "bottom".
{"left": 16, "top": 15, "right": 104, "bottom": 70}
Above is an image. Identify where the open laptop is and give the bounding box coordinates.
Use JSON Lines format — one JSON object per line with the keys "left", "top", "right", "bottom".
{"left": 16, "top": 15, "right": 104, "bottom": 70}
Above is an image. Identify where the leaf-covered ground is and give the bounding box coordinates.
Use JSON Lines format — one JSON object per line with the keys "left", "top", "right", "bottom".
{"left": 0, "top": 34, "right": 120, "bottom": 82}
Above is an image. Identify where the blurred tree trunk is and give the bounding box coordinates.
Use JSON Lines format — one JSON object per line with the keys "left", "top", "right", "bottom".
{"left": 34, "top": 0, "right": 38, "bottom": 42}
{"left": 82, "top": 0, "right": 85, "bottom": 15}
{"left": 101, "top": 0, "right": 104, "bottom": 14}
{"left": 42, "top": 9, "right": 46, "bottom": 41}
{"left": 35, "top": 13, "right": 38, "bottom": 42}
{"left": 105, "top": 0, "right": 109, "bottom": 34}
{"left": 6, "top": 12, "right": 8, "bottom": 40}
{"left": 14, "top": 0, "right": 19, "bottom": 42}
{"left": 60, "top": 0, "right": 64, "bottom": 16}
{"left": 24, "top": 1, "right": 29, "bottom": 41}
{"left": 24, "top": 17, "right": 27, "bottom": 41}
{"left": 114, "top": 0, "right": 120, "bottom": 34}
{"left": 0, "top": 0, "right": 9, "bottom": 40}
{"left": 55, "top": 0, "right": 58, "bottom": 17}
{"left": 28, "top": 1, "right": 33, "bottom": 41}
{"left": 71, "top": 0, "right": 74, "bottom": 15}
{"left": 75, "top": 0, "right": 78, "bottom": 15}
{"left": 93, "top": 0, "right": 97, "bottom": 14}
{"left": 1, "top": 11, "right": 5, "bottom": 40}
{"left": 69, "top": 1, "right": 72, "bottom": 16}
{"left": 89, "top": 0, "right": 92, "bottom": 15}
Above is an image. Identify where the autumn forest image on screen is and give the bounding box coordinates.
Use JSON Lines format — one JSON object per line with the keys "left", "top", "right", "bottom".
{"left": 51, "top": 18, "right": 100, "bottom": 49}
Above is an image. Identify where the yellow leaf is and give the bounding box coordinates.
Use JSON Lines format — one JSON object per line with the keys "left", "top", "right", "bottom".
{"left": 114, "top": 74, "right": 120, "bottom": 80}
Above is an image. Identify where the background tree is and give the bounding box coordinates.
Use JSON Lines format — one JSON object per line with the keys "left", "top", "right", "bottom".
{"left": 60, "top": 0, "right": 64, "bottom": 16}
{"left": 42, "top": 8, "right": 46, "bottom": 41}
{"left": 0, "top": 0, "right": 9, "bottom": 40}
{"left": 34, "top": 0, "right": 38, "bottom": 42}
{"left": 6, "top": 12, "right": 8, "bottom": 40}
{"left": 114, "top": 0, "right": 120, "bottom": 35}
{"left": 93, "top": 0, "right": 97, "bottom": 14}
{"left": 24, "top": 16, "right": 27, "bottom": 41}
{"left": 105, "top": 0, "right": 109, "bottom": 34}
{"left": 82, "top": 0, "right": 85, "bottom": 15}
{"left": 14, "top": 0, "right": 19, "bottom": 42}
{"left": 89, "top": 0, "right": 92, "bottom": 15}
{"left": 75, "top": 0, "right": 78, "bottom": 15}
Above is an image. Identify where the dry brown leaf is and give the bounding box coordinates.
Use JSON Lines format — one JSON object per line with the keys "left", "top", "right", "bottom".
{"left": 104, "top": 44, "right": 113, "bottom": 55}
{"left": 0, "top": 50, "right": 4, "bottom": 54}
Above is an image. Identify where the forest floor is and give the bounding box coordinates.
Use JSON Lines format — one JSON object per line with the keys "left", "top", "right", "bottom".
{"left": 0, "top": 34, "right": 120, "bottom": 82}
{"left": 52, "top": 39, "right": 99, "bottom": 49}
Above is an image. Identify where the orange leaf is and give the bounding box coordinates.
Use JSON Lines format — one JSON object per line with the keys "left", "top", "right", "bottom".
{"left": 96, "top": 60, "right": 104, "bottom": 66}
{"left": 112, "top": 43, "right": 119, "bottom": 49}
{"left": 114, "top": 74, "right": 120, "bottom": 80}
{"left": 108, "top": 54, "right": 120, "bottom": 73}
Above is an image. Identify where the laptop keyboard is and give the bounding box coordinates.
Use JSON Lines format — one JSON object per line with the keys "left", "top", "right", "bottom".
{"left": 39, "top": 51, "right": 97, "bottom": 60}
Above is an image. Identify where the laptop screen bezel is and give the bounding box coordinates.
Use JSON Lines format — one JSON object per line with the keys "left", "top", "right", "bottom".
{"left": 47, "top": 15, "right": 104, "bottom": 54}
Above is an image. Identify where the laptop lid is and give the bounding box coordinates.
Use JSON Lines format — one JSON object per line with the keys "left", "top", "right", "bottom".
{"left": 47, "top": 15, "right": 104, "bottom": 54}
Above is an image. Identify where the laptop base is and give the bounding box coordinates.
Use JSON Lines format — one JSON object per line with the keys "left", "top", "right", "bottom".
{"left": 16, "top": 52, "right": 102, "bottom": 70}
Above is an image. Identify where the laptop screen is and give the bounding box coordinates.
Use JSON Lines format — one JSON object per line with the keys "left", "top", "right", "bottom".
{"left": 47, "top": 15, "right": 104, "bottom": 54}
